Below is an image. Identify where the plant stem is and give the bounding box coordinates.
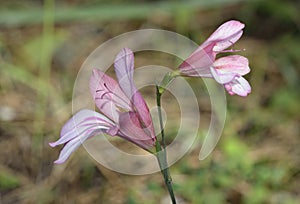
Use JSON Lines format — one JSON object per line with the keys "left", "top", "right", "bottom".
{"left": 156, "top": 86, "right": 167, "bottom": 150}
{"left": 155, "top": 141, "right": 176, "bottom": 204}
{"left": 155, "top": 72, "right": 178, "bottom": 204}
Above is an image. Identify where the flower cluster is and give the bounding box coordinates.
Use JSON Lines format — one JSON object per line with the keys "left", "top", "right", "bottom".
{"left": 50, "top": 20, "right": 251, "bottom": 164}
{"left": 49, "top": 48, "right": 156, "bottom": 164}
{"left": 179, "top": 20, "right": 251, "bottom": 96}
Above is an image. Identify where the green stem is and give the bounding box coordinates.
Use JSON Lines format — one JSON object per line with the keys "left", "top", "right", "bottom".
{"left": 155, "top": 71, "right": 178, "bottom": 204}
{"left": 155, "top": 141, "right": 176, "bottom": 204}
{"left": 156, "top": 86, "right": 166, "bottom": 150}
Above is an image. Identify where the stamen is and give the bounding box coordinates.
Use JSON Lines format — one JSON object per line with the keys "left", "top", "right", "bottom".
{"left": 95, "top": 82, "right": 131, "bottom": 110}
{"left": 218, "top": 48, "right": 245, "bottom": 53}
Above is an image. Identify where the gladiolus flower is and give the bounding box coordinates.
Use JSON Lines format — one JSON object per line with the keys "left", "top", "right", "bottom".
{"left": 49, "top": 48, "right": 156, "bottom": 164}
{"left": 179, "top": 20, "right": 251, "bottom": 97}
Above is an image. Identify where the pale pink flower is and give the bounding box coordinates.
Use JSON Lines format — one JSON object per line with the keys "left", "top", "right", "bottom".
{"left": 179, "top": 20, "right": 251, "bottom": 96}
{"left": 49, "top": 48, "right": 156, "bottom": 164}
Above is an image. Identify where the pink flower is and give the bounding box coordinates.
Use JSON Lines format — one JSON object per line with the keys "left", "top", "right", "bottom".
{"left": 49, "top": 48, "right": 156, "bottom": 164}
{"left": 179, "top": 20, "right": 251, "bottom": 97}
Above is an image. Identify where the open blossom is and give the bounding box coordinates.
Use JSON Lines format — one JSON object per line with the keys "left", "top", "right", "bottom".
{"left": 179, "top": 20, "right": 251, "bottom": 97}
{"left": 49, "top": 48, "right": 156, "bottom": 164}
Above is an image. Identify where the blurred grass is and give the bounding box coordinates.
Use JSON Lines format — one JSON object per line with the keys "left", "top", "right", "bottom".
{"left": 31, "top": 0, "right": 55, "bottom": 179}
{"left": 0, "top": 0, "right": 300, "bottom": 203}
{"left": 0, "top": 0, "right": 258, "bottom": 26}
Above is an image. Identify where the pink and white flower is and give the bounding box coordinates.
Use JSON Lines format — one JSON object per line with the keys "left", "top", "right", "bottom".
{"left": 179, "top": 20, "right": 251, "bottom": 97}
{"left": 49, "top": 48, "right": 156, "bottom": 164}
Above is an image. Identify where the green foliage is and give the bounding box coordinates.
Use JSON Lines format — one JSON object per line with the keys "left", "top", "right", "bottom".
{"left": 150, "top": 135, "right": 291, "bottom": 203}
{"left": 245, "top": 185, "right": 270, "bottom": 204}
{"left": 271, "top": 88, "right": 300, "bottom": 117}
{"left": 0, "top": 171, "right": 20, "bottom": 190}
{"left": 147, "top": 181, "right": 162, "bottom": 196}
{"left": 126, "top": 195, "right": 137, "bottom": 204}
{"left": 271, "top": 35, "right": 300, "bottom": 88}
{"left": 21, "top": 30, "right": 68, "bottom": 70}
{"left": 81, "top": 163, "right": 97, "bottom": 188}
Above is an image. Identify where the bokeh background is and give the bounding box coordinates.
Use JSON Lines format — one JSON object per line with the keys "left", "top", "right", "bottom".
{"left": 1, "top": 0, "right": 300, "bottom": 203}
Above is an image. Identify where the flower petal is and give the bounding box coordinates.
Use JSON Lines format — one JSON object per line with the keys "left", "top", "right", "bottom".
{"left": 212, "top": 31, "right": 243, "bottom": 52}
{"left": 119, "top": 112, "right": 156, "bottom": 150}
{"left": 179, "top": 20, "right": 245, "bottom": 77}
{"left": 132, "top": 92, "right": 155, "bottom": 136}
{"left": 49, "top": 109, "right": 115, "bottom": 164}
{"left": 214, "top": 55, "right": 250, "bottom": 76}
{"left": 49, "top": 109, "right": 113, "bottom": 147}
{"left": 210, "top": 66, "right": 238, "bottom": 84}
{"left": 114, "top": 48, "right": 136, "bottom": 100}
{"left": 206, "top": 20, "right": 245, "bottom": 51}
{"left": 179, "top": 43, "right": 215, "bottom": 77}
{"left": 90, "top": 69, "right": 131, "bottom": 122}
{"left": 225, "top": 76, "right": 251, "bottom": 97}
{"left": 53, "top": 127, "right": 99, "bottom": 164}
{"left": 114, "top": 48, "right": 155, "bottom": 138}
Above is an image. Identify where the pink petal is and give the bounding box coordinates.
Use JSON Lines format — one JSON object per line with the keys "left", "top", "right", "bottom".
{"left": 114, "top": 48, "right": 155, "bottom": 138}
{"left": 119, "top": 112, "right": 156, "bottom": 150}
{"left": 132, "top": 92, "right": 156, "bottom": 135}
{"left": 179, "top": 42, "right": 215, "bottom": 77}
{"left": 90, "top": 69, "right": 131, "bottom": 122}
{"left": 53, "top": 136, "right": 83, "bottom": 164}
{"left": 213, "top": 55, "right": 250, "bottom": 76}
{"left": 210, "top": 66, "right": 238, "bottom": 84}
{"left": 179, "top": 20, "right": 245, "bottom": 77}
{"left": 206, "top": 20, "right": 245, "bottom": 51}
{"left": 212, "top": 31, "right": 243, "bottom": 52}
{"left": 114, "top": 48, "right": 136, "bottom": 100}
{"left": 107, "top": 126, "right": 119, "bottom": 136}
{"left": 49, "top": 110, "right": 112, "bottom": 147}
{"left": 49, "top": 109, "right": 115, "bottom": 164}
{"left": 225, "top": 76, "right": 251, "bottom": 97}
{"left": 53, "top": 128, "right": 97, "bottom": 164}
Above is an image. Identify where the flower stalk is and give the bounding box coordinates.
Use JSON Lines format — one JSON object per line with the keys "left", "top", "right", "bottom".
{"left": 155, "top": 72, "right": 178, "bottom": 204}
{"left": 155, "top": 141, "right": 176, "bottom": 204}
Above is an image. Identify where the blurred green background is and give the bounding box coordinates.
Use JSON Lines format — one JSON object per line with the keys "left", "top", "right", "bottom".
{"left": 0, "top": 0, "right": 299, "bottom": 203}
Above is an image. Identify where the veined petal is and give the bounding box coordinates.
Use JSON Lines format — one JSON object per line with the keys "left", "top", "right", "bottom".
{"left": 214, "top": 55, "right": 250, "bottom": 76}
{"left": 208, "top": 20, "right": 245, "bottom": 41}
{"left": 114, "top": 48, "right": 155, "bottom": 137}
{"left": 49, "top": 109, "right": 113, "bottom": 147}
{"left": 232, "top": 77, "right": 251, "bottom": 96}
{"left": 90, "top": 69, "right": 131, "bottom": 122}
{"left": 114, "top": 48, "right": 136, "bottom": 100}
{"left": 212, "top": 31, "right": 243, "bottom": 52}
{"left": 225, "top": 76, "right": 251, "bottom": 97}
{"left": 179, "top": 42, "right": 215, "bottom": 77}
{"left": 210, "top": 66, "right": 238, "bottom": 84}
{"left": 132, "top": 92, "right": 156, "bottom": 136}
{"left": 119, "top": 112, "right": 156, "bottom": 150}
{"left": 53, "top": 127, "right": 100, "bottom": 164}
{"left": 179, "top": 20, "right": 245, "bottom": 77}
{"left": 49, "top": 109, "right": 116, "bottom": 164}
{"left": 206, "top": 20, "right": 245, "bottom": 51}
